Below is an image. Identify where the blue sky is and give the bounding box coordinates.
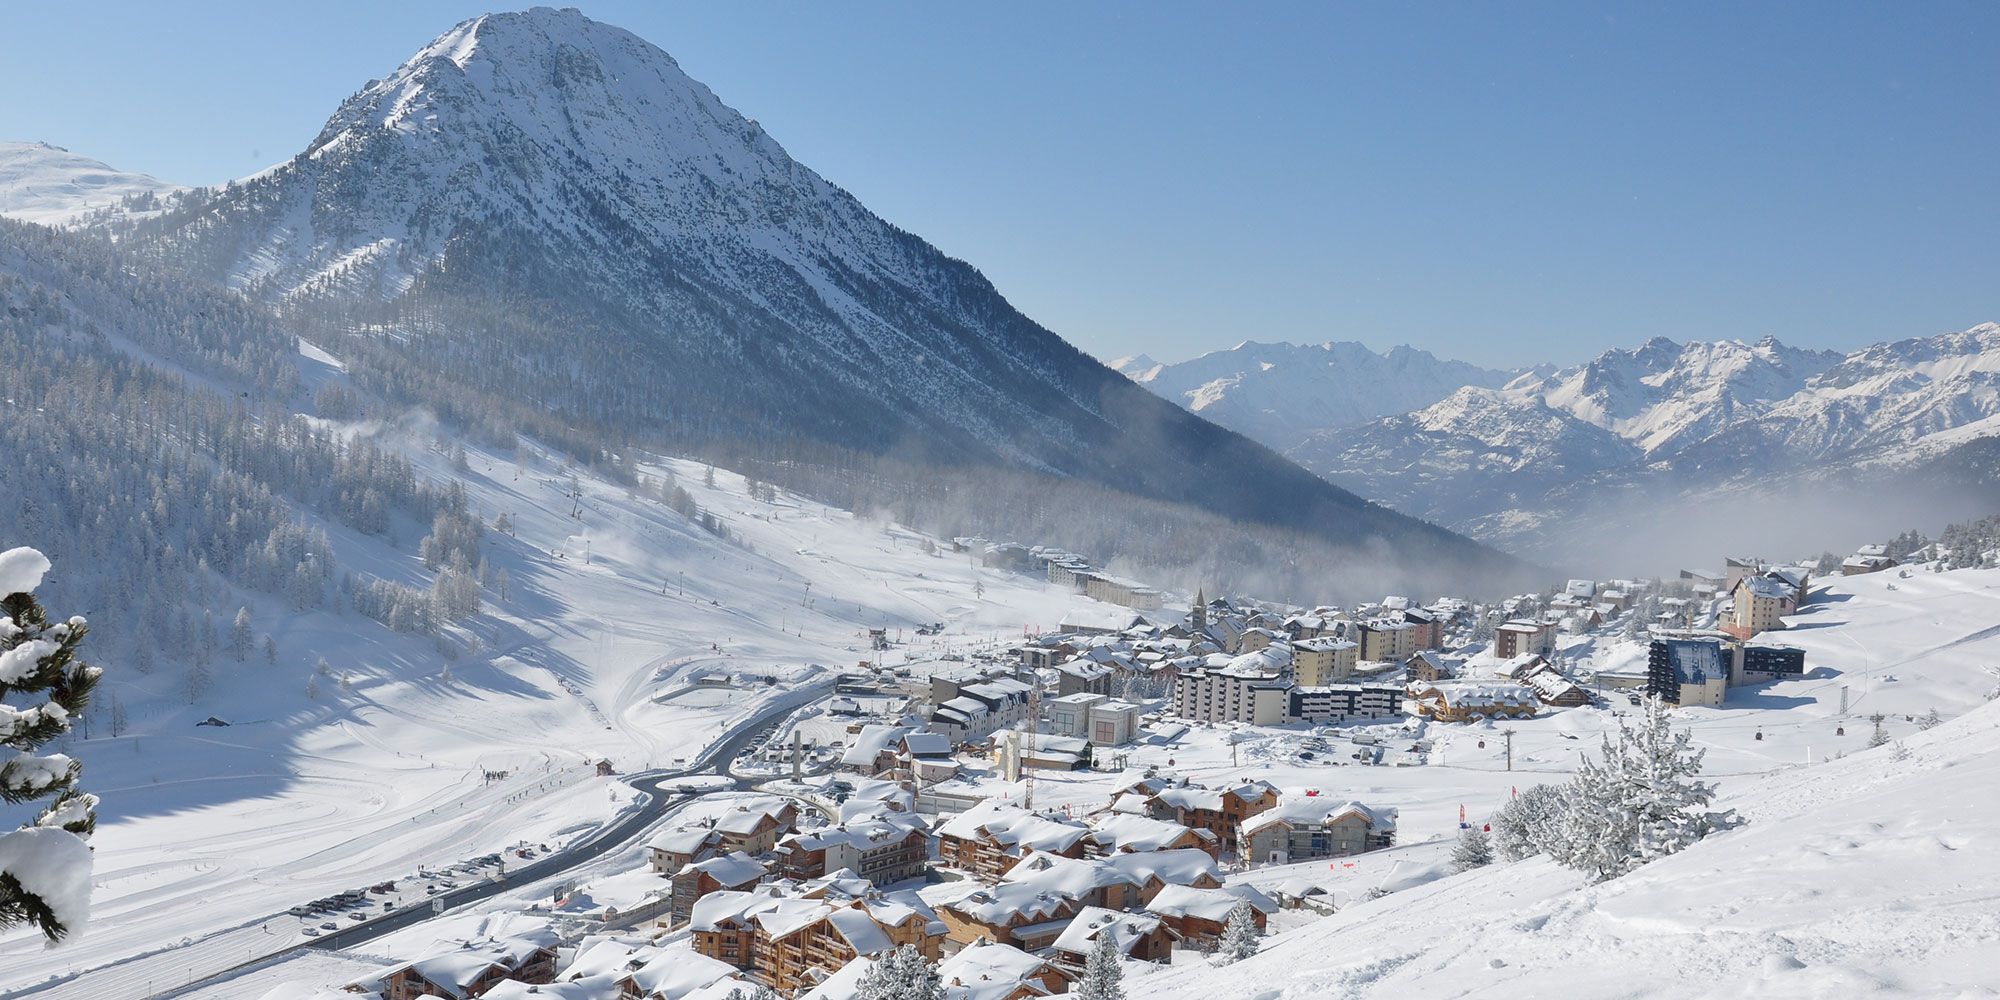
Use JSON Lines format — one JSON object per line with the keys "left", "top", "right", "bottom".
{"left": 3, "top": 2, "right": 1995, "bottom": 368}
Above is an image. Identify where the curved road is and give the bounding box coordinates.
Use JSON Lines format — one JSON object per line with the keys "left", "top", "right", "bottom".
{"left": 6, "top": 680, "right": 832, "bottom": 1000}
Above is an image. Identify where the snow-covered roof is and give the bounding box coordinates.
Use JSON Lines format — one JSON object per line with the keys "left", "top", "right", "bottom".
{"left": 944, "top": 880, "right": 1077, "bottom": 924}
{"left": 752, "top": 897, "right": 836, "bottom": 940}
{"left": 902, "top": 731, "right": 953, "bottom": 758}
{"left": 1418, "top": 680, "right": 1540, "bottom": 709}
{"left": 1001, "top": 852, "right": 1141, "bottom": 897}
{"left": 713, "top": 800, "right": 791, "bottom": 836}
{"left": 1052, "top": 906, "right": 1163, "bottom": 956}
{"left": 1293, "top": 636, "right": 1358, "bottom": 653}
{"left": 1151, "top": 779, "right": 1278, "bottom": 814}
{"left": 1103, "top": 848, "right": 1220, "bottom": 888}
{"left": 824, "top": 905, "right": 894, "bottom": 956}
{"left": 1145, "top": 884, "right": 1278, "bottom": 923}
{"left": 623, "top": 948, "right": 741, "bottom": 998}
{"left": 937, "top": 800, "right": 1090, "bottom": 855}
{"left": 688, "top": 886, "right": 786, "bottom": 932}
{"left": 646, "top": 825, "right": 720, "bottom": 855}
{"left": 681, "top": 850, "right": 765, "bottom": 889}
{"left": 841, "top": 724, "right": 909, "bottom": 767}
{"left": 1241, "top": 797, "right": 1396, "bottom": 838}
{"left": 1086, "top": 813, "right": 1200, "bottom": 853}
{"left": 936, "top": 943, "right": 1055, "bottom": 1000}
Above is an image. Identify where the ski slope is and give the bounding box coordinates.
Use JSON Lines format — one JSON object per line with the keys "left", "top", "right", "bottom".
{"left": 0, "top": 423, "right": 1120, "bottom": 993}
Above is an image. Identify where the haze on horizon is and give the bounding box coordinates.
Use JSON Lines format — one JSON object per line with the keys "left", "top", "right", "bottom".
{"left": 1, "top": 1, "right": 1995, "bottom": 369}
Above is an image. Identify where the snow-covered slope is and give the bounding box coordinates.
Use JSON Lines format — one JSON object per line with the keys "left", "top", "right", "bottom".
{"left": 111, "top": 7, "right": 1508, "bottom": 583}
{"left": 1123, "top": 340, "right": 1514, "bottom": 450}
{"left": 0, "top": 418, "right": 1136, "bottom": 993}
{"left": 0, "top": 142, "right": 180, "bottom": 225}
{"left": 1146, "top": 687, "right": 2000, "bottom": 998}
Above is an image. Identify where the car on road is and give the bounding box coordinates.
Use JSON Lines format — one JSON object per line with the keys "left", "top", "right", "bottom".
{"left": 319, "top": 921, "right": 337, "bottom": 931}
{"left": 303, "top": 927, "right": 318, "bottom": 937}
{"left": 349, "top": 912, "right": 367, "bottom": 921}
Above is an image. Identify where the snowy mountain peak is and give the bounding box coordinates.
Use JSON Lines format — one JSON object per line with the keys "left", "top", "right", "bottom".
{"left": 107, "top": 9, "right": 1513, "bottom": 588}
{"left": 0, "top": 141, "right": 182, "bottom": 226}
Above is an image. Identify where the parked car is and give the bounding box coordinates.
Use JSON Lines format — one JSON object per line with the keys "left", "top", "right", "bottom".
{"left": 319, "top": 922, "right": 337, "bottom": 931}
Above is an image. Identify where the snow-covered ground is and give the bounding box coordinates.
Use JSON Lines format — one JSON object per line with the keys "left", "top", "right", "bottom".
{"left": 1145, "top": 691, "right": 2000, "bottom": 999}
{"left": 0, "top": 418, "right": 1126, "bottom": 995}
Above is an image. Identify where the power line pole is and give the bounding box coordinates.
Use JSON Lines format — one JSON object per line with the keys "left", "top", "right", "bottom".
{"left": 1502, "top": 729, "right": 1515, "bottom": 772}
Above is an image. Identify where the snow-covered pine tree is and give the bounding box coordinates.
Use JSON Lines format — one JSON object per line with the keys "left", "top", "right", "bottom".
{"left": 184, "top": 659, "right": 211, "bottom": 704}
{"left": 1219, "top": 898, "right": 1262, "bottom": 962}
{"left": 263, "top": 634, "right": 278, "bottom": 666}
{"left": 1868, "top": 713, "right": 1890, "bottom": 748}
{"left": 229, "top": 607, "right": 253, "bottom": 661}
{"left": 1917, "top": 708, "right": 1942, "bottom": 730}
{"left": 854, "top": 943, "right": 944, "bottom": 1000}
{"left": 0, "top": 547, "right": 103, "bottom": 943}
{"left": 1079, "top": 928, "right": 1126, "bottom": 1000}
{"left": 1492, "top": 783, "right": 1564, "bottom": 862}
{"left": 305, "top": 673, "right": 320, "bottom": 700}
{"left": 1450, "top": 824, "right": 1494, "bottom": 872}
{"left": 1548, "top": 695, "right": 1729, "bottom": 881}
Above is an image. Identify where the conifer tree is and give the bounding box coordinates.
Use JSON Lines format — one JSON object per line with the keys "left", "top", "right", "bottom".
{"left": 1491, "top": 783, "right": 1563, "bottom": 862}
{"left": 0, "top": 547, "right": 103, "bottom": 943}
{"left": 855, "top": 943, "right": 944, "bottom": 1000}
{"left": 1450, "top": 824, "right": 1494, "bottom": 872}
{"left": 1219, "top": 898, "right": 1262, "bottom": 962}
{"left": 1079, "top": 929, "right": 1126, "bottom": 1000}
{"left": 1547, "top": 696, "right": 1730, "bottom": 881}
{"left": 229, "top": 607, "right": 253, "bottom": 662}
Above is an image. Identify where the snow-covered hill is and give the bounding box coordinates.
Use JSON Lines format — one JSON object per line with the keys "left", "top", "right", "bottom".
{"left": 1120, "top": 340, "right": 1514, "bottom": 450}
{"left": 0, "top": 141, "right": 180, "bottom": 225}
{"left": 0, "top": 406, "right": 1136, "bottom": 993}
{"left": 99, "top": 7, "right": 1510, "bottom": 585}
{"left": 1147, "top": 697, "right": 2000, "bottom": 998}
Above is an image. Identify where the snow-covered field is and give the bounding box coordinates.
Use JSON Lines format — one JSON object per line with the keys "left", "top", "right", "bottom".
{"left": 1146, "top": 692, "right": 2000, "bottom": 999}
{"left": 0, "top": 420, "right": 1122, "bottom": 995}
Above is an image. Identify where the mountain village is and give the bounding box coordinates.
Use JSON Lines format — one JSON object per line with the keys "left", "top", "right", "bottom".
{"left": 272, "top": 524, "right": 1932, "bottom": 1000}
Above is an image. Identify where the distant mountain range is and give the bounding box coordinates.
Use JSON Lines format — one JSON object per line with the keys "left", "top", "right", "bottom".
{"left": 1128, "top": 327, "right": 2000, "bottom": 566}
{"left": 0, "top": 7, "right": 1523, "bottom": 595}
{"left": 1112, "top": 341, "right": 1517, "bottom": 451}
